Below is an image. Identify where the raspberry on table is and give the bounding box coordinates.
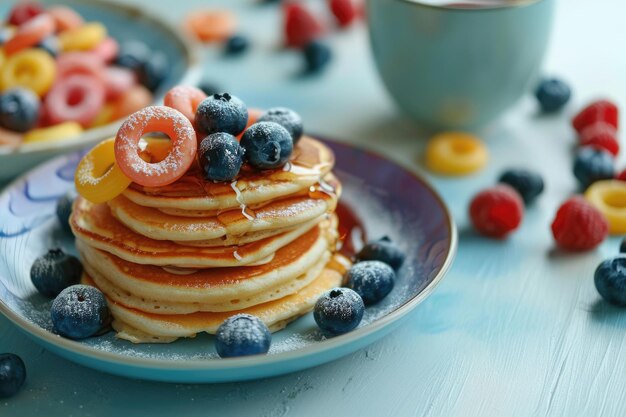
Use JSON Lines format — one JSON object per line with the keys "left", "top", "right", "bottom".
{"left": 284, "top": 2, "right": 324, "bottom": 48}
{"left": 579, "top": 122, "right": 620, "bottom": 156}
{"left": 572, "top": 99, "right": 619, "bottom": 133}
{"left": 328, "top": 0, "right": 358, "bottom": 28}
{"left": 551, "top": 196, "right": 608, "bottom": 251}
{"left": 469, "top": 185, "right": 524, "bottom": 239}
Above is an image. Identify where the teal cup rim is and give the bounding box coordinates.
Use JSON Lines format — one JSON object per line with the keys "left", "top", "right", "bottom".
{"left": 396, "top": 0, "right": 546, "bottom": 12}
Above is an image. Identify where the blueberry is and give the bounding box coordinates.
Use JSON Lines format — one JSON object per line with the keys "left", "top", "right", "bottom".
{"left": 535, "top": 78, "right": 571, "bottom": 113}
{"left": 257, "top": 107, "right": 303, "bottom": 145}
{"left": 199, "top": 133, "right": 245, "bottom": 182}
{"left": 0, "top": 88, "right": 40, "bottom": 132}
{"left": 31, "top": 249, "right": 82, "bottom": 298}
{"left": 303, "top": 40, "right": 332, "bottom": 73}
{"left": 56, "top": 189, "right": 77, "bottom": 233}
{"left": 573, "top": 147, "right": 614, "bottom": 189}
{"left": 137, "top": 52, "right": 169, "bottom": 92}
{"left": 498, "top": 169, "right": 544, "bottom": 205}
{"left": 36, "top": 36, "right": 59, "bottom": 57}
{"left": 51, "top": 285, "right": 109, "bottom": 339}
{"left": 595, "top": 257, "right": 626, "bottom": 306}
{"left": 314, "top": 288, "right": 364, "bottom": 336}
{"left": 224, "top": 35, "right": 249, "bottom": 55}
{"left": 240, "top": 122, "right": 293, "bottom": 169}
{"left": 215, "top": 314, "right": 271, "bottom": 358}
{"left": 194, "top": 93, "right": 248, "bottom": 137}
{"left": 197, "top": 82, "right": 222, "bottom": 96}
{"left": 0, "top": 353, "right": 26, "bottom": 398}
{"left": 116, "top": 40, "right": 150, "bottom": 72}
{"left": 356, "top": 237, "right": 405, "bottom": 270}
{"left": 347, "top": 261, "right": 395, "bottom": 305}
{"left": 620, "top": 238, "right": 626, "bottom": 254}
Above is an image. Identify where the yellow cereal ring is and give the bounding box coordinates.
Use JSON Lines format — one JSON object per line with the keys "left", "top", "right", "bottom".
{"left": 59, "top": 22, "right": 107, "bottom": 52}
{"left": 75, "top": 137, "right": 132, "bottom": 204}
{"left": 425, "top": 131, "right": 488, "bottom": 176}
{"left": 23, "top": 122, "right": 83, "bottom": 143}
{"left": 0, "top": 48, "right": 56, "bottom": 96}
{"left": 585, "top": 180, "right": 626, "bottom": 234}
{"left": 89, "top": 103, "right": 115, "bottom": 128}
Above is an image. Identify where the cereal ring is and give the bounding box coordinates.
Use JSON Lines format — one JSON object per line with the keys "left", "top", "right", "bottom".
{"left": 114, "top": 106, "right": 197, "bottom": 187}
{"left": 89, "top": 103, "right": 114, "bottom": 128}
{"left": 103, "top": 66, "right": 135, "bottom": 100}
{"left": 89, "top": 37, "right": 119, "bottom": 63}
{"left": 47, "top": 6, "right": 84, "bottom": 32}
{"left": 585, "top": 180, "right": 626, "bottom": 234}
{"left": 0, "top": 48, "right": 56, "bottom": 96}
{"left": 44, "top": 75, "right": 105, "bottom": 127}
{"left": 185, "top": 10, "right": 236, "bottom": 43}
{"left": 4, "top": 14, "right": 55, "bottom": 55}
{"left": 111, "top": 84, "right": 152, "bottom": 120}
{"left": 59, "top": 22, "right": 106, "bottom": 52}
{"left": 22, "top": 121, "right": 82, "bottom": 143}
{"left": 163, "top": 85, "right": 206, "bottom": 122}
{"left": 75, "top": 137, "right": 132, "bottom": 203}
{"left": 56, "top": 52, "right": 105, "bottom": 80}
{"left": 425, "top": 131, "right": 488, "bottom": 176}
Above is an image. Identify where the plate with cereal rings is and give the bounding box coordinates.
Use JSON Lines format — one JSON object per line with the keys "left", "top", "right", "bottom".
{"left": 0, "top": 136, "right": 456, "bottom": 383}
{"left": 0, "top": 0, "right": 200, "bottom": 182}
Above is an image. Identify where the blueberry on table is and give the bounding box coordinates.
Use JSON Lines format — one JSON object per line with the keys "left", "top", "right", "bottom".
{"left": 595, "top": 257, "right": 626, "bottom": 306}
{"left": 303, "top": 40, "right": 332, "bottom": 73}
{"left": 194, "top": 93, "right": 248, "bottom": 136}
{"left": 224, "top": 35, "right": 249, "bottom": 55}
{"left": 56, "top": 189, "right": 77, "bottom": 233}
{"left": 138, "top": 51, "right": 169, "bottom": 92}
{"left": 37, "top": 36, "right": 59, "bottom": 57}
{"left": 314, "top": 288, "right": 364, "bottom": 336}
{"left": 51, "top": 285, "right": 109, "bottom": 339}
{"left": 240, "top": 121, "right": 293, "bottom": 169}
{"left": 0, "top": 353, "right": 26, "bottom": 399}
{"left": 347, "top": 261, "right": 395, "bottom": 305}
{"left": 356, "top": 237, "right": 405, "bottom": 270}
{"left": 258, "top": 107, "right": 303, "bottom": 145}
{"left": 0, "top": 88, "right": 40, "bottom": 133}
{"left": 573, "top": 147, "right": 615, "bottom": 190}
{"left": 31, "top": 249, "right": 82, "bottom": 298}
{"left": 199, "top": 132, "right": 245, "bottom": 182}
{"left": 535, "top": 78, "right": 571, "bottom": 113}
{"left": 215, "top": 314, "right": 271, "bottom": 358}
{"left": 498, "top": 169, "right": 544, "bottom": 205}
{"left": 116, "top": 40, "right": 150, "bottom": 71}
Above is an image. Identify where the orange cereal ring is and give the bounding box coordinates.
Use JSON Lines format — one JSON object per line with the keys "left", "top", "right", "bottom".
{"left": 47, "top": 6, "right": 84, "bottom": 32}
{"left": 114, "top": 106, "right": 197, "bottom": 187}
{"left": 4, "top": 13, "right": 55, "bottom": 55}
{"left": 185, "top": 10, "right": 236, "bottom": 43}
{"left": 163, "top": 85, "right": 207, "bottom": 122}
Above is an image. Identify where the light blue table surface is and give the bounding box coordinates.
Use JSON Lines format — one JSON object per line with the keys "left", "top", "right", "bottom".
{"left": 3, "top": 0, "right": 626, "bottom": 416}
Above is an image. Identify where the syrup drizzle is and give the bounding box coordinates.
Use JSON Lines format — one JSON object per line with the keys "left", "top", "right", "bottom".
{"left": 230, "top": 180, "right": 254, "bottom": 221}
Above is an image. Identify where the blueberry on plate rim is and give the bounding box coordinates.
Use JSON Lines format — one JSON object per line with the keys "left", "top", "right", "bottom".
{"left": 30, "top": 248, "right": 82, "bottom": 298}
{"left": 51, "top": 285, "right": 110, "bottom": 340}
{"left": 356, "top": 236, "right": 405, "bottom": 270}
{"left": 215, "top": 314, "right": 271, "bottom": 358}
{"left": 314, "top": 287, "right": 364, "bottom": 336}
{"left": 347, "top": 260, "right": 395, "bottom": 305}
{"left": 56, "top": 189, "right": 77, "bottom": 233}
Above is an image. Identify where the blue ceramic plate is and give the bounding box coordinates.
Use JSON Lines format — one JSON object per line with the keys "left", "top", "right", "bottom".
{"left": 0, "top": 139, "right": 456, "bottom": 383}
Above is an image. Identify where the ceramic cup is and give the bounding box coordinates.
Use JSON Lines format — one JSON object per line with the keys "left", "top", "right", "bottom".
{"left": 367, "top": 0, "right": 556, "bottom": 129}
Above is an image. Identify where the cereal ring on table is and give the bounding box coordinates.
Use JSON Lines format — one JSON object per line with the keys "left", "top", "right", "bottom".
{"left": 44, "top": 74, "right": 105, "bottom": 127}
{"left": 425, "top": 131, "right": 488, "bottom": 176}
{"left": 47, "top": 6, "right": 84, "bottom": 32}
{"left": 55, "top": 51, "right": 105, "bottom": 80}
{"left": 89, "top": 37, "right": 119, "bottom": 63}
{"left": 4, "top": 14, "right": 55, "bottom": 55}
{"left": 75, "top": 137, "right": 132, "bottom": 203}
{"left": 163, "top": 85, "right": 207, "bottom": 122}
{"left": 114, "top": 106, "right": 197, "bottom": 187}
{"left": 585, "top": 180, "right": 626, "bottom": 235}
{"left": 111, "top": 84, "right": 152, "bottom": 120}
{"left": 185, "top": 10, "right": 236, "bottom": 43}
{"left": 0, "top": 48, "right": 56, "bottom": 96}
{"left": 58, "top": 22, "right": 106, "bottom": 52}
{"left": 22, "top": 121, "right": 82, "bottom": 143}
{"left": 103, "top": 66, "right": 135, "bottom": 100}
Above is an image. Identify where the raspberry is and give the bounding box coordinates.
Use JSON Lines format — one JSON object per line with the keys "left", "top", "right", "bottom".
{"left": 7, "top": 2, "right": 43, "bottom": 26}
{"left": 616, "top": 169, "right": 626, "bottom": 182}
{"left": 469, "top": 185, "right": 524, "bottom": 238}
{"left": 284, "top": 2, "right": 324, "bottom": 48}
{"left": 579, "top": 122, "right": 620, "bottom": 156}
{"left": 329, "top": 0, "right": 358, "bottom": 27}
{"left": 551, "top": 196, "right": 608, "bottom": 251}
{"left": 572, "top": 100, "right": 619, "bottom": 133}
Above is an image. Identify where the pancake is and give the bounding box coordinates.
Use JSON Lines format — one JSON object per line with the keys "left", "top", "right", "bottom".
{"left": 71, "top": 197, "right": 326, "bottom": 268}
{"left": 123, "top": 136, "right": 335, "bottom": 211}
{"left": 108, "top": 174, "right": 340, "bottom": 241}
{"left": 82, "top": 265, "right": 343, "bottom": 341}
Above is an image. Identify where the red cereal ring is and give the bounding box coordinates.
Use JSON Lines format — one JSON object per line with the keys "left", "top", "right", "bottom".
{"left": 56, "top": 52, "right": 105, "bottom": 80}
{"left": 8, "top": 2, "right": 43, "bottom": 26}
{"left": 114, "top": 106, "right": 197, "bottom": 187}
{"left": 103, "top": 66, "right": 136, "bottom": 100}
{"left": 44, "top": 74, "right": 105, "bottom": 127}
{"left": 163, "top": 86, "right": 207, "bottom": 122}
{"left": 47, "top": 6, "right": 84, "bottom": 32}
{"left": 89, "top": 37, "right": 119, "bottom": 63}
{"left": 4, "top": 13, "right": 56, "bottom": 55}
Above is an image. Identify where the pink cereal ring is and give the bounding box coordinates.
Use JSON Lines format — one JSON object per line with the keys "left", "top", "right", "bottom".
{"left": 163, "top": 86, "right": 207, "bottom": 122}
{"left": 4, "top": 13, "right": 56, "bottom": 55}
{"left": 47, "top": 6, "right": 84, "bottom": 32}
{"left": 103, "top": 66, "right": 136, "bottom": 100}
{"left": 89, "top": 37, "right": 119, "bottom": 63}
{"left": 114, "top": 106, "right": 197, "bottom": 187}
{"left": 56, "top": 52, "right": 105, "bottom": 80}
{"left": 44, "top": 74, "right": 105, "bottom": 127}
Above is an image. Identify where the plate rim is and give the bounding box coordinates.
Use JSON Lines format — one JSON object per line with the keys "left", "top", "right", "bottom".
{"left": 0, "top": 138, "right": 457, "bottom": 371}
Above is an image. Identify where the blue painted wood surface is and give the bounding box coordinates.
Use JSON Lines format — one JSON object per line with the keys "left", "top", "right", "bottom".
{"left": 3, "top": 0, "right": 626, "bottom": 415}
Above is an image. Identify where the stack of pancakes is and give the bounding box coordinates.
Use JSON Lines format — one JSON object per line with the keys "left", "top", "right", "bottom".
{"left": 71, "top": 136, "right": 350, "bottom": 343}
